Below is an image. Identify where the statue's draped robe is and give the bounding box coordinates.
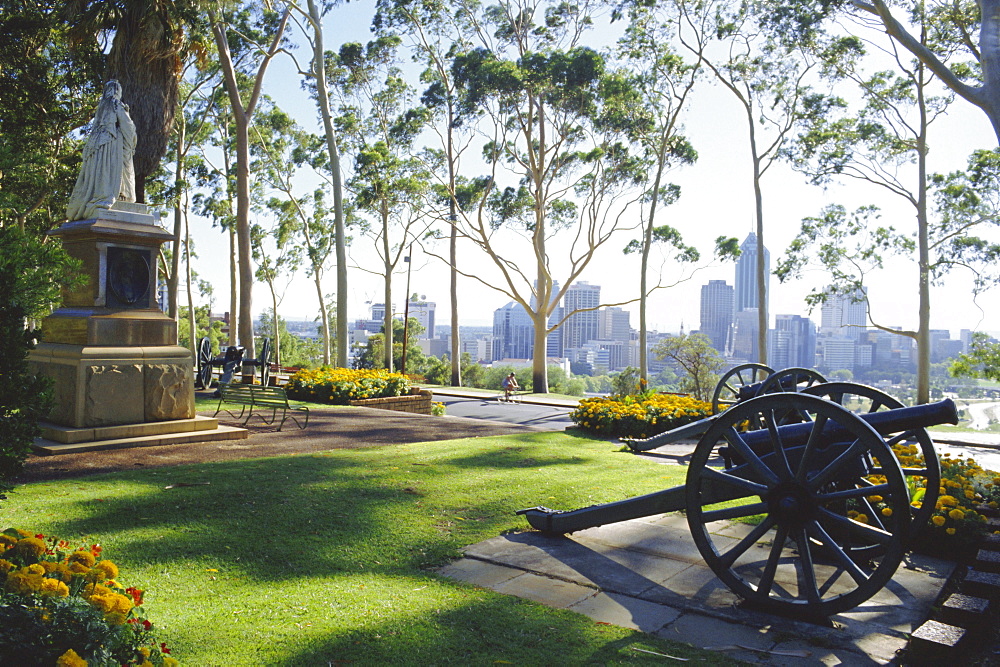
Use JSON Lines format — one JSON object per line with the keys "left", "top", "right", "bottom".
{"left": 66, "top": 95, "right": 136, "bottom": 221}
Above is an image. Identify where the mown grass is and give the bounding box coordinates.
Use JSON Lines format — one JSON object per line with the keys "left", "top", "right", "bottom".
{"left": 5, "top": 433, "right": 743, "bottom": 665}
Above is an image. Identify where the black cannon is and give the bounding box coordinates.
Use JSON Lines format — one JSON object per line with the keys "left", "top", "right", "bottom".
{"left": 196, "top": 339, "right": 245, "bottom": 389}
{"left": 520, "top": 392, "right": 957, "bottom": 616}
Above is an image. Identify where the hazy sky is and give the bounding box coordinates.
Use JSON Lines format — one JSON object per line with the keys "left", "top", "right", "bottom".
{"left": 183, "top": 1, "right": 1000, "bottom": 339}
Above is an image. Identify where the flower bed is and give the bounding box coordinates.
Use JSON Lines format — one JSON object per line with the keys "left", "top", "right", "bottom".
{"left": 285, "top": 367, "right": 410, "bottom": 405}
{"left": 0, "top": 529, "right": 176, "bottom": 666}
{"left": 862, "top": 446, "right": 1000, "bottom": 558}
{"left": 570, "top": 393, "right": 713, "bottom": 439}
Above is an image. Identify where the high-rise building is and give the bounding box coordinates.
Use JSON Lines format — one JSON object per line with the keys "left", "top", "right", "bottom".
{"left": 561, "top": 281, "right": 601, "bottom": 350}
{"left": 598, "top": 307, "right": 632, "bottom": 343}
{"left": 770, "top": 314, "right": 817, "bottom": 368}
{"left": 820, "top": 288, "right": 867, "bottom": 341}
{"left": 405, "top": 298, "right": 435, "bottom": 339}
{"left": 734, "top": 233, "right": 770, "bottom": 315}
{"left": 700, "top": 280, "right": 734, "bottom": 353}
{"left": 732, "top": 308, "right": 760, "bottom": 362}
{"left": 492, "top": 302, "right": 534, "bottom": 360}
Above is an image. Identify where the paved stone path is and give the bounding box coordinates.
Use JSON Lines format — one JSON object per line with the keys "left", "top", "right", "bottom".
{"left": 441, "top": 514, "right": 955, "bottom": 665}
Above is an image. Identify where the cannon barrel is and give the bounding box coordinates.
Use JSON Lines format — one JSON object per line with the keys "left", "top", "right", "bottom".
{"left": 734, "top": 397, "right": 958, "bottom": 454}
{"left": 522, "top": 398, "right": 957, "bottom": 535}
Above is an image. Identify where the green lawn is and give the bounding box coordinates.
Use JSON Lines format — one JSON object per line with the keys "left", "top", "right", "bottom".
{"left": 5, "top": 433, "right": 742, "bottom": 665}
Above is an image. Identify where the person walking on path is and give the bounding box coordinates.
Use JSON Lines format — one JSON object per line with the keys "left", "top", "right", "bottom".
{"left": 501, "top": 372, "right": 519, "bottom": 402}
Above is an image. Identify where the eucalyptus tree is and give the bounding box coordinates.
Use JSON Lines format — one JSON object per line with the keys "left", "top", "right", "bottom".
{"left": 674, "top": 0, "right": 820, "bottom": 365}
{"left": 329, "top": 36, "right": 432, "bottom": 372}
{"left": 373, "top": 0, "right": 480, "bottom": 386}
{"left": 251, "top": 220, "right": 302, "bottom": 366}
{"left": 786, "top": 0, "right": 1000, "bottom": 143}
{"left": 0, "top": 4, "right": 103, "bottom": 232}
{"left": 209, "top": 3, "right": 292, "bottom": 357}
{"left": 252, "top": 111, "right": 341, "bottom": 365}
{"left": 616, "top": 3, "right": 738, "bottom": 383}
{"left": 281, "top": 0, "right": 350, "bottom": 368}
{"left": 778, "top": 21, "right": 962, "bottom": 403}
{"left": 450, "top": 0, "right": 649, "bottom": 392}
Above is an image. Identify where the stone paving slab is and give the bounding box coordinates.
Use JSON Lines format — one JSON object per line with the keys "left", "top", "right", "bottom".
{"left": 441, "top": 513, "right": 956, "bottom": 665}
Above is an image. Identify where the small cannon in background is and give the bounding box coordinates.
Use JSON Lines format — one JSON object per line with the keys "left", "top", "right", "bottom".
{"left": 520, "top": 392, "right": 957, "bottom": 616}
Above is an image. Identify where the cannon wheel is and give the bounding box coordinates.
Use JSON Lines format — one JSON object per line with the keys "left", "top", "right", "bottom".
{"left": 685, "top": 393, "right": 910, "bottom": 617}
{"left": 258, "top": 337, "right": 272, "bottom": 387}
{"left": 711, "top": 363, "right": 774, "bottom": 415}
{"left": 802, "top": 382, "right": 941, "bottom": 533}
{"left": 197, "top": 337, "right": 214, "bottom": 389}
{"left": 755, "top": 367, "right": 827, "bottom": 397}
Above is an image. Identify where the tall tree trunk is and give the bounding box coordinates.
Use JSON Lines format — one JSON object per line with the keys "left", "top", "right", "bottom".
{"left": 313, "top": 271, "right": 331, "bottom": 365}
{"left": 639, "top": 146, "right": 666, "bottom": 383}
{"left": 307, "top": 0, "right": 348, "bottom": 368}
{"left": 168, "top": 121, "right": 184, "bottom": 321}
{"left": 229, "top": 226, "right": 238, "bottom": 347}
{"left": 383, "top": 208, "right": 394, "bottom": 371}
{"left": 448, "top": 99, "right": 462, "bottom": 386}
{"left": 211, "top": 7, "right": 290, "bottom": 360}
{"left": 185, "top": 199, "right": 196, "bottom": 358}
{"left": 748, "top": 123, "right": 768, "bottom": 365}
{"left": 915, "top": 63, "right": 931, "bottom": 404}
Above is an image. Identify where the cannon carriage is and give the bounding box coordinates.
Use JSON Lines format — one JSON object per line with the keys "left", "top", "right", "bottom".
{"left": 520, "top": 384, "right": 956, "bottom": 616}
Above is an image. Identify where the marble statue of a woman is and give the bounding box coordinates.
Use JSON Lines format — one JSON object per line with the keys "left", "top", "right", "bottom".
{"left": 66, "top": 80, "right": 137, "bottom": 221}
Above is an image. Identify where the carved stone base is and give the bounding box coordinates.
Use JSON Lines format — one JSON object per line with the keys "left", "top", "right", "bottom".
{"left": 29, "top": 343, "right": 195, "bottom": 428}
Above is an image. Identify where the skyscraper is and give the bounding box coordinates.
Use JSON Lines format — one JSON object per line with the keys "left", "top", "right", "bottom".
{"left": 699, "top": 279, "right": 734, "bottom": 353}
{"left": 492, "top": 302, "right": 534, "bottom": 360}
{"left": 734, "top": 232, "right": 770, "bottom": 315}
{"left": 820, "top": 288, "right": 867, "bottom": 341}
{"left": 771, "top": 314, "right": 817, "bottom": 368}
{"left": 561, "top": 281, "right": 601, "bottom": 349}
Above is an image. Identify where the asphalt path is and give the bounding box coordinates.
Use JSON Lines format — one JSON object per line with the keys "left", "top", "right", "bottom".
{"left": 437, "top": 395, "right": 576, "bottom": 430}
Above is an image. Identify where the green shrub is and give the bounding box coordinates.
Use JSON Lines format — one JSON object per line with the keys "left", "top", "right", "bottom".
{"left": 570, "top": 393, "right": 712, "bottom": 439}
{"left": 285, "top": 367, "right": 410, "bottom": 404}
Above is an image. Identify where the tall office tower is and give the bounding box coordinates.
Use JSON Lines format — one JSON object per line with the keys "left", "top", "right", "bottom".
{"left": 405, "top": 298, "right": 436, "bottom": 339}
{"left": 771, "top": 314, "right": 817, "bottom": 368}
{"left": 598, "top": 306, "right": 632, "bottom": 343}
{"left": 734, "top": 232, "right": 770, "bottom": 314}
{"left": 732, "top": 308, "right": 760, "bottom": 362}
{"left": 492, "top": 302, "right": 534, "bottom": 360}
{"left": 561, "top": 281, "right": 601, "bottom": 350}
{"left": 700, "top": 280, "right": 734, "bottom": 353}
{"left": 820, "top": 288, "right": 867, "bottom": 341}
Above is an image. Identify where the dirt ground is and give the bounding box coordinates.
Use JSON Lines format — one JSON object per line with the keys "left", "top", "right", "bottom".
{"left": 18, "top": 405, "right": 550, "bottom": 483}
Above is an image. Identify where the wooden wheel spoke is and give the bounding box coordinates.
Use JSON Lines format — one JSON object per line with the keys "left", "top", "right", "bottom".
{"left": 701, "top": 466, "right": 770, "bottom": 496}
{"left": 701, "top": 501, "right": 769, "bottom": 523}
{"left": 817, "top": 482, "right": 894, "bottom": 503}
{"left": 807, "top": 521, "right": 870, "bottom": 586}
{"left": 723, "top": 426, "right": 780, "bottom": 486}
{"left": 793, "top": 527, "right": 821, "bottom": 604}
{"left": 818, "top": 507, "right": 894, "bottom": 546}
{"left": 717, "top": 515, "right": 776, "bottom": 569}
{"left": 795, "top": 413, "right": 828, "bottom": 482}
{"left": 754, "top": 523, "right": 788, "bottom": 602}
{"left": 764, "top": 410, "right": 794, "bottom": 480}
{"left": 808, "top": 437, "right": 870, "bottom": 491}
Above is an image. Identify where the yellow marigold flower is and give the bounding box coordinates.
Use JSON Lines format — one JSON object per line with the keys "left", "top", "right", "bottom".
{"left": 947, "top": 528, "right": 957, "bottom": 535}
{"left": 939, "top": 495, "right": 959, "bottom": 507}
{"left": 855, "top": 514, "right": 869, "bottom": 524}
{"left": 0, "top": 535, "right": 16, "bottom": 548}
{"left": 68, "top": 550, "right": 96, "bottom": 568}
{"left": 55, "top": 648, "right": 87, "bottom": 667}
{"left": 868, "top": 495, "right": 883, "bottom": 503}
{"left": 5, "top": 571, "right": 42, "bottom": 594}
{"left": 0, "top": 559, "right": 12, "bottom": 572}
{"left": 68, "top": 562, "right": 89, "bottom": 575}
{"left": 932, "top": 515, "right": 946, "bottom": 527}
{"left": 10, "top": 537, "right": 46, "bottom": 560}
{"left": 26, "top": 563, "right": 45, "bottom": 575}
{"left": 881, "top": 507, "right": 893, "bottom": 517}
{"left": 94, "top": 560, "right": 118, "bottom": 581}
{"left": 949, "top": 509, "right": 966, "bottom": 521}
{"left": 39, "top": 577, "right": 70, "bottom": 597}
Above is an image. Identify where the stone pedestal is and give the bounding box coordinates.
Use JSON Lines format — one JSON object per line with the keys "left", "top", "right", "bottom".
{"left": 27, "top": 203, "right": 239, "bottom": 450}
